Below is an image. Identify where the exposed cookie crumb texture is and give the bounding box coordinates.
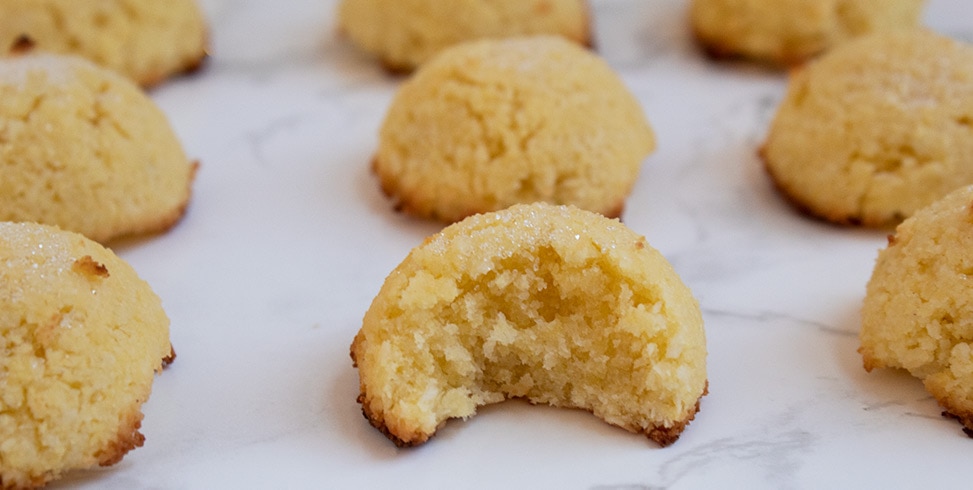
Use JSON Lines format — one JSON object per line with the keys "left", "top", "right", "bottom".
{"left": 351, "top": 203, "right": 707, "bottom": 447}
{"left": 338, "top": 0, "right": 591, "bottom": 72}
{"left": 690, "top": 0, "right": 925, "bottom": 65}
{"left": 0, "top": 222, "right": 173, "bottom": 489}
{"left": 0, "top": 0, "right": 208, "bottom": 87}
{"left": 762, "top": 29, "right": 973, "bottom": 227}
{"left": 374, "top": 36, "right": 654, "bottom": 223}
{"left": 860, "top": 185, "right": 973, "bottom": 436}
{"left": 0, "top": 53, "right": 197, "bottom": 243}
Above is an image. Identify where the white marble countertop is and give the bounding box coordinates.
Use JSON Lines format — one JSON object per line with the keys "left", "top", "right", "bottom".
{"left": 54, "top": 1, "right": 973, "bottom": 488}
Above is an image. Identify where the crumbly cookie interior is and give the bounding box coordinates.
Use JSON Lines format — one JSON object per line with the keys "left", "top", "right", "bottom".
{"left": 354, "top": 204, "right": 706, "bottom": 447}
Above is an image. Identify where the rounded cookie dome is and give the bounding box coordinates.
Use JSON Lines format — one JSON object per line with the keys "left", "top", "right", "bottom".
{"left": 860, "top": 185, "right": 973, "bottom": 435}
{"left": 0, "top": 221, "right": 172, "bottom": 488}
{"left": 0, "top": 54, "right": 197, "bottom": 243}
{"left": 0, "top": 0, "right": 207, "bottom": 87}
{"left": 374, "top": 36, "right": 655, "bottom": 222}
{"left": 762, "top": 29, "right": 973, "bottom": 227}
{"left": 690, "top": 0, "right": 924, "bottom": 65}
{"left": 352, "top": 203, "right": 707, "bottom": 447}
{"left": 338, "top": 0, "right": 590, "bottom": 72}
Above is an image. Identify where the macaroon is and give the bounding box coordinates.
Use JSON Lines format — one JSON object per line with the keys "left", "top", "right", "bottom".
{"left": 0, "top": 53, "right": 197, "bottom": 243}
{"left": 0, "top": 221, "right": 173, "bottom": 488}
{"left": 352, "top": 203, "right": 708, "bottom": 447}
{"left": 373, "top": 36, "right": 655, "bottom": 222}
{"left": 690, "top": 0, "right": 925, "bottom": 65}
{"left": 0, "top": 0, "right": 207, "bottom": 87}
{"left": 338, "top": 0, "right": 590, "bottom": 72}
{"left": 762, "top": 29, "right": 973, "bottom": 227}
{"left": 860, "top": 185, "right": 973, "bottom": 436}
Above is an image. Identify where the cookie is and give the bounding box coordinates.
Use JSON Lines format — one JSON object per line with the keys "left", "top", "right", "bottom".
{"left": 0, "top": 0, "right": 207, "bottom": 87}
{"left": 761, "top": 29, "right": 973, "bottom": 227}
{"left": 338, "top": 0, "right": 590, "bottom": 72}
{"left": 0, "top": 54, "right": 197, "bottom": 243}
{"left": 860, "top": 185, "right": 973, "bottom": 436}
{"left": 690, "top": 0, "right": 925, "bottom": 65}
{"left": 373, "top": 36, "right": 655, "bottom": 223}
{"left": 351, "top": 203, "right": 708, "bottom": 447}
{"left": 0, "top": 222, "right": 173, "bottom": 489}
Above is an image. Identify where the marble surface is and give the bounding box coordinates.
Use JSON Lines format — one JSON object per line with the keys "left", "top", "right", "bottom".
{"left": 53, "top": 1, "right": 973, "bottom": 488}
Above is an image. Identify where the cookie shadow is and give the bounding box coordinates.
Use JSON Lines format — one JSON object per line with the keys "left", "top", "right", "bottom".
{"left": 349, "top": 158, "right": 446, "bottom": 240}
{"left": 829, "top": 300, "right": 943, "bottom": 423}
{"left": 323, "top": 25, "right": 406, "bottom": 82}
{"left": 329, "top": 353, "right": 403, "bottom": 461}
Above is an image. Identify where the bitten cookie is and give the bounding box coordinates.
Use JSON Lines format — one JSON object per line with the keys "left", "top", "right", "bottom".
{"left": 352, "top": 203, "right": 708, "bottom": 447}
{"left": 0, "top": 54, "right": 197, "bottom": 243}
{"left": 690, "top": 0, "right": 925, "bottom": 65}
{"left": 0, "top": 0, "right": 207, "bottom": 87}
{"left": 761, "top": 29, "right": 973, "bottom": 227}
{"left": 337, "top": 0, "right": 590, "bottom": 72}
{"left": 860, "top": 185, "right": 973, "bottom": 436}
{"left": 374, "top": 36, "right": 655, "bottom": 223}
{"left": 0, "top": 222, "right": 173, "bottom": 489}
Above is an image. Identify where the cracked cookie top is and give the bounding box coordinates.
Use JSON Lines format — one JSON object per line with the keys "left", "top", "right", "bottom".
{"left": 0, "top": 221, "right": 172, "bottom": 489}
{"left": 860, "top": 185, "right": 973, "bottom": 435}
{"left": 338, "top": 0, "right": 590, "bottom": 73}
{"left": 373, "top": 36, "right": 655, "bottom": 223}
{"left": 0, "top": 0, "right": 207, "bottom": 87}
{"left": 761, "top": 29, "right": 973, "bottom": 227}
{"left": 691, "top": 0, "right": 925, "bottom": 66}
{"left": 0, "top": 53, "right": 196, "bottom": 243}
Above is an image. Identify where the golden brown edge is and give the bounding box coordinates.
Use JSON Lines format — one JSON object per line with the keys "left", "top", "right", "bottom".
{"left": 8, "top": 29, "right": 210, "bottom": 90}
{"left": 138, "top": 28, "right": 212, "bottom": 89}
{"left": 371, "top": 156, "right": 627, "bottom": 222}
{"left": 95, "top": 408, "right": 146, "bottom": 467}
{"left": 371, "top": 0, "right": 597, "bottom": 76}
{"left": 95, "top": 340, "right": 175, "bottom": 467}
{"left": 350, "top": 333, "right": 432, "bottom": 447}
{"left": 758, "top": 146, "right": 901, "bottom": 228}
{"left": 580, "top": 0, "right": 596, "bottom": 51}
{"left": 941, "top": 410, "right": 973, "bottom": 438}
{"left": 687, "top": 10, "right": 817, "bottom": 68}
{"left": 645, "top": 381, "right": 708, "bottom": 447}
{"left": 354, "top": 380, "right": 707, "bottom": 449}
{"left": 357, "top": 392, "right": 432, "bottom": 448}
{"left": 353, "top": 332, "right": 707, "bottom": 448}
{"left": 162, "top": 345, "right": 177, "bottom": 369}
{"left": 102, "top": 160, "right": 200, "bottom": 244}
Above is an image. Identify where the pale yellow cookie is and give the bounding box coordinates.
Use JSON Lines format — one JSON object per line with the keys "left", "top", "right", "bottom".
{"left": 0, "top": 54, "right": 197, "bottom": 243}
{"left": 690, "top": 0, "right": 925, "bottom": 65}
{"left": 374, "top": 36, "right": 655, "bottom": 223}
{"left": 0, "top": 221, "right": 173, "bottom": 489}
{"left": 762, "top": 29, "right": 973, "bottom": 227}
{"left": 338, "top": 0, "right": 590, "bottom": 72}
{"left": 0, "top": 0, "right": 207, "bottom": 87}
{"left": 861, "top": 185, "right": 973, "bottom": 436}
{"left": 352, "top": 203, "right": 708, "bottom": 447}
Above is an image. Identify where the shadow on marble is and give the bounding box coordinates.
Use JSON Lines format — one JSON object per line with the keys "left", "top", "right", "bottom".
{"left": 828, "top": 299, "right": 946, "bottom": 428}
{"left": 327, "top": 347, "right": 402, "bottom": 461}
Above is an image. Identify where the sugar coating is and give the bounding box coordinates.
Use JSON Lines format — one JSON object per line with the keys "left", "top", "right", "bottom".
{"left": 374, "top": 36, "right": 655, "bottom": 223}
{"left": 338, "top": 0, "right": 590, "bottom": 72}
{"left": 352, "top": 203, "right": 707, "bottom": 447}
{"left": 0, "top": 0, "right": 207, "bottom": 87}
{"left": 860, "top": 186, "right": 973, "bottom": 435}
{"left": 691, "top": 0, "right": 924, "bottom": 65}
{"left": 0, "top": 222, "right": 172, "bottom": 489}
{"left": 0, "top": 54, "right": 196, "bottom": 243}
{"left": 762, "top": 29, "right": 973, "bottom": 227}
